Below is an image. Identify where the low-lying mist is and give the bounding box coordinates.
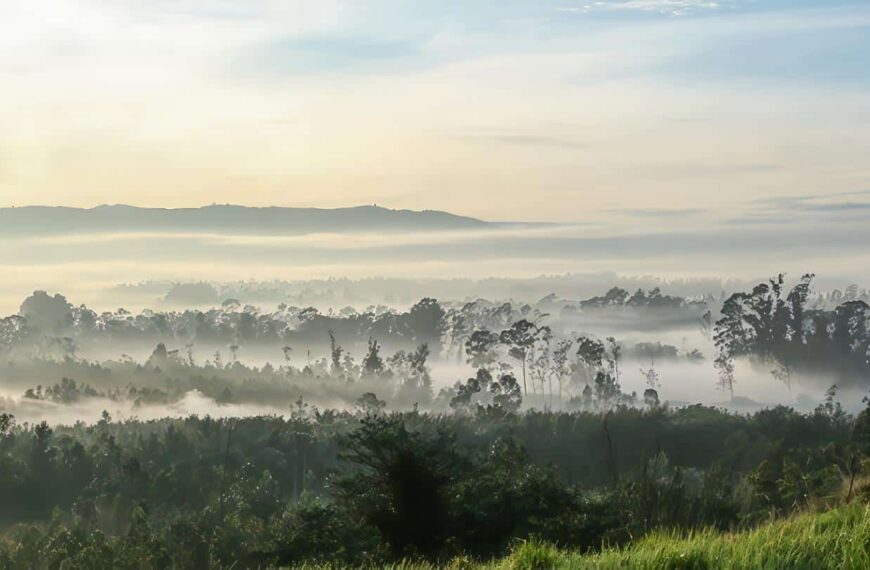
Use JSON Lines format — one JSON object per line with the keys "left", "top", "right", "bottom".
{"left": 0, "top": 345, "right": 856, "bottom": 428}
{"left": 0, "top": 389, "right": 292, "bottom": 426}
{"left": 1, "top": 211, "right": 867, "bottom": 315}
{"left": 2, "top": 273, "right": 868, "bottom": 426}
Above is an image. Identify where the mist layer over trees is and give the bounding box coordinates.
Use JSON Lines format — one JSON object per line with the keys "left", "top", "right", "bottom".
{"left": 2, "top": 276, "right": 869, "bottom": 425}
{"left": 1, "top": 274, "right": 870, "bottom": 566}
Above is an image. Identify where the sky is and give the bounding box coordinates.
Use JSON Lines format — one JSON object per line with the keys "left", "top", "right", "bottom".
{"left": 0, "top": 0, "right": 868, "bottom": 223}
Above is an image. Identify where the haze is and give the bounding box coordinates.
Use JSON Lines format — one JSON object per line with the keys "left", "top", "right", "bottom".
{"left": 3, "top": 5, "right": 870, "bottom": 566}
{"left": 2, "top": 0, "right": 868, "bottom": 222}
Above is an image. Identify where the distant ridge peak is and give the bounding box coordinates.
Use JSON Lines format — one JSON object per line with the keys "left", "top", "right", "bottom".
{"left": 0, "top": 204, "right": 490, "bottom": 236}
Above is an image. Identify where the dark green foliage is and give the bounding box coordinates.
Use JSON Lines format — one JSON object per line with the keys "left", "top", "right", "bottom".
{"left": 715, "top": 274, "right": 870, "bottom": 386}
{"left": 362, "top": 337, "right": 385, "bottom": 377}
{"left": 0, "top": 402, "right": 865, "bottom": 567}
{"left": 450, "top": 437, "right": 609, "bottom": 555}
{"left": 334, "top": 415, "right": 461, "bottom": 557}
{"left": 465, "top": 329, "right": 499, "bottom": 369}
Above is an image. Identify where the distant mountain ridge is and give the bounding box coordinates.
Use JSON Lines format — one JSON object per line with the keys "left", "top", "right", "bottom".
{"left": 0, "top": 204, "right": 491, "bottom": 235}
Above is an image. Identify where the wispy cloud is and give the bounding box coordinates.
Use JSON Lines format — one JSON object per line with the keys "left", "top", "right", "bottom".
{"left": 727, "top": 190, "right": 870, "bottom": 226}
{"left": 560, "top": 1, "right": 745, "bottom": 16}
{"left": 756, "top": 190, "right": 870, "bottom": 213}
{"left": 0, "top": 0, "right": 868, "bottom": 224}
{"left": 608, "top": 207, "right": 706, "bottom": 218}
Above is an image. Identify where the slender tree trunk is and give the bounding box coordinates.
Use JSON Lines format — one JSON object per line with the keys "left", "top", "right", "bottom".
{"left": 521, "top": 359, "right": 527, "bottom": 396}
{"left": 548, "top": 374, "right": 553, "bottom": 409}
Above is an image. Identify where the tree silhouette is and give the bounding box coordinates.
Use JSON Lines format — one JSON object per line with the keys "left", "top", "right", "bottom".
{"left": 499, "top": 320, "right": 537, "bottom": 395}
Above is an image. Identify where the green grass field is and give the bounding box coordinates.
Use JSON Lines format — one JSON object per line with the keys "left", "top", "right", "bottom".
{"left": 499, "top": 503, "right": 870, "bottom": 569}
{"left": 356, "top": 502, "right": 870, "bottom": 570}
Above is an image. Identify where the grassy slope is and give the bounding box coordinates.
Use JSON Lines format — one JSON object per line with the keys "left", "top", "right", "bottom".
{"left": 349, "top": 503, "right": 870, "bottom": 570}
{"left": 493, "top": 503, "right": 870, "bottom": 570}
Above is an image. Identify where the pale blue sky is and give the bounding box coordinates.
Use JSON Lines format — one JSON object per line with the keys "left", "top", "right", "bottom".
{"left": 0, "top": 0, "right": 867, "bottom": 221}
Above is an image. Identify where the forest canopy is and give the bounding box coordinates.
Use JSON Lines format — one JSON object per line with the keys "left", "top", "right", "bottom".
{"left": 1, "top": 275, "right": 869, "bottom": 567}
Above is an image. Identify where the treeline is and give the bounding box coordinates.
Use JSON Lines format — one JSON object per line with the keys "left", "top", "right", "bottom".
{"left": 3, "top": 293, "right": 453, "bottom": 358}
{"left": 0, "top": 339, "right": 440, "bottom": 411}
{"left": 1, "top": 286, "right": 705, "bottom": 362}
{"left": 1, "top": 305, "right": 702, "bottom": 414}
{"left": 1, "top": 329, "right": 648, "bottom": 414}
{"left": 577, "top": 286, "right": 688, "bottom": 309}
{"left": 714, "top": 274, "right": 870, "bottom": 395}
{"left": 0, "top": 398, "right": 866, "bottom": 567}
{"left": 5, "top": 274, "right": 870, "bottom": 411}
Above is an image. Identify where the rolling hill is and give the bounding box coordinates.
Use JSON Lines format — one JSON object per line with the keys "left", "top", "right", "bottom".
{"left": 0, "top": 204, "right": 491, "bottom": 235}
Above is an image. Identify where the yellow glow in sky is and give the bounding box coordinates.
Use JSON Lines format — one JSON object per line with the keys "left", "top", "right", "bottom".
{"left": 1, "top": 0, "right": 868, "bottom": 222}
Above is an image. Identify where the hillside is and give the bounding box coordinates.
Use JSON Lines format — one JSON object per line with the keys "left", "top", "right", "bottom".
{"left": 0, "top": 204, "right": 490, "bottom": 235}
{"left": 431, "top": 504, "right": 870, "bottom": 570}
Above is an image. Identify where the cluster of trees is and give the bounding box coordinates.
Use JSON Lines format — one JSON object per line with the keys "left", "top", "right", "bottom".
{"left": 2, "top": 291, "right": 451, "bottom": 360}
{"left": 813, "top": 284, "right": 870, "bottom": 310}
{"left": 7, "top": 328, "right": 653, "bottom": 416}
{"left": 7, "top": 275, "right": 870, "bottom": 416}
{"left": 2, "top": 291, "right": 706, "bottom": 415}
{"left": 23, "top": 377, "right": 103, "bottom": 404}
{"left": 2, "top": 286, "right": 707, "bottom": 366}
{"left": 578, "top": 286, "right": 689, "bottom": 309}
{"left": 0, "top": 397, "right": 867, "bottom": 566}
{"left": 714, "top": 274, "right": 870, "bottom": 397}
{"left": 2, "top": 335, "right": 439, "bottom": 412}
{"left": 454, "top": 322, "right": 660, "bottom": 412}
